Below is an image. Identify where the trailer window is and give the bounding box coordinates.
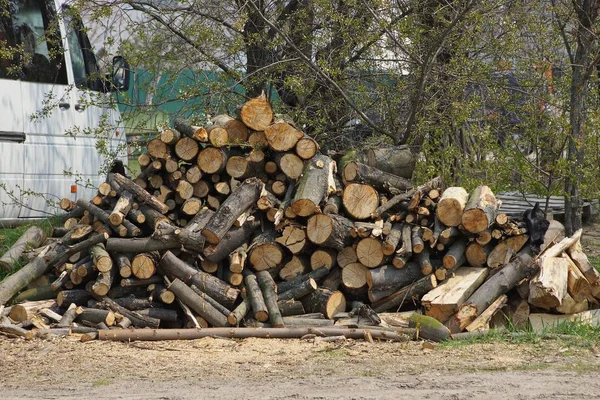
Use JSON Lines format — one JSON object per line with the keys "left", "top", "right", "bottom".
{"left": 2, "top": 0, "right": 68, "bottom": 84}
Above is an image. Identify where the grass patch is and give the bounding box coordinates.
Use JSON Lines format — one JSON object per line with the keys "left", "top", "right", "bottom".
{"left": 588, "top": 255, "right": 600, "bottom": 273}
{"left": 92, "top": 378, "right": 112, "bottom": 387}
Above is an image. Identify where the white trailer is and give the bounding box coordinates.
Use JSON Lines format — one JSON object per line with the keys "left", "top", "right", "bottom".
{"left": 0, "top": 0, "right": 129, "bottom": 224}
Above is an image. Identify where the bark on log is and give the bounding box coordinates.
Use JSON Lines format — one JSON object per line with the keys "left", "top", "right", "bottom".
{"left": 0, "top": 226, "right": 46, "bottom": 272}
{"left": 276, "top": 266, "right": 330, "bottom": 294}
{"left": 245, "top": 274, "right": 269, "bottom": 322}
{"left": 353, "top": 145, "right": 415, "bottom": 179}
{"left": 382, "top": 223, "right": 402, "bottom": 256}
{"left": 278, "top": 277, "right": 317, "bottom": 301}
{"left": 487, "top": 235, "right": 529, "bottom": 269}
{"left": 436, "top": 187, "right": 468, "bottom": 227}
{"left": 461, "top": 186, "right": 499, "bottom": 233}
{"left": 342, "top": 162, "right": 412, "bottom": 193}
{"left": 279, "top": 255, "right": 309, "bottom": 281}
{"left": 167, "top": 279, "right": 228, "bottom": 327}
{"left": 256, "top": 271, "right": 284, "bottom": 328}
{"left": 109, "top": 190, "right": 134, "bottom": 226}
{"left": 211, "top": 115, "right": 249, "bottom": 143}
{"left": 248, "top": 230, "right": 284, "bottom": 271}
{"left": 100, "top": 297, "right": 160, "bottom": 329}
{"left": 112, "top": 173, "right": 169, "bottom": 214}
{"left": 306, "top": 213, "right": 353, "bottom": 251}
{"left": 465, "top": 242, "right": 493, "bottom": 268}
{"left": 264, "top": 121, "right": 304, "bottom": 152}
{"left": 275, "top": 225, "right": 308, "bottom": 255}
{"left": 203, "top": 220, "right": 260, "bottom": 263}
{"left": 278, "top": 299, "right": 306, "bottom": 316}
{"left": 131, "top": 251, "right": 160, "bottom": 280}
{"left": 356, "top": 237, "right": 385, "bottom": 268}
{"left": 442, "top": 237, "right": 468, "bottom": 270}
{"left": 366, "top": 262, "right": 423, "bottom": 294}
{"left": 372, "top": 275, "right": 438, "bottom": 312}
{"left": 159, "top": 251, "right": 240, "bottom": 308}
{"left": 274, "top": 152, "right": 304, "bottom": 180}
{"left": 228, "top": 297, "right": 251, "bottom": 326}
{"left": 202, "top": 177, "right": 264, "bottom": 245}
{"left": 301, "top": 288, "right": 346, "bottom": 319}
{"left": 291, "top": 154, "right": 334, "bottom": 217}
{"left": 295, "top": 136, "right": 319, "bottom": 160}
{"left": 174, "top": 118, "right": 208, "bottom": 142}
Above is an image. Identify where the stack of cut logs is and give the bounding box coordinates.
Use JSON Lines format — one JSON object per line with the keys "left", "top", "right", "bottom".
{"left": 1, "top": 92, "right": 599, "bottom": 343}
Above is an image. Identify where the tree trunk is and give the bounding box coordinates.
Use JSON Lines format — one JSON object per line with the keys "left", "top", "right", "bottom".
{"left": 248, "top": 230, "right": 284, "bottom": 271}
{"left": 461, "top": 186, "right": 498, "bottom": 234}
{"left": 203, "top": 220, "right": 260, "bottom": 263}
{"left": 436, "top": 187, "right": 468, "bottom": 227}
{"left": 306, "top": 213, "right": 353, "bottom": 251}
{"left": 0, "top": 226, "right": 46, "bottom": 272}
{"left": 264, "top": 121, "right": 304, "bottom": 151}
{"left": 244, "top": 274, "right": 269, "bottom": 322}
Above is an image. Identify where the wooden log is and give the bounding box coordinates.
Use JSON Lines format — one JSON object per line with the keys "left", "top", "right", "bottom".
{"left": 147, "top": 138, "right": 169, "bottom": 159}
{"left": 229, "top": 245, "right": 248, "bottom": 274}
{"left": 11, "top": 285, "right": 59, "bottom": 303}
{"left": 57, "top": 289, "right": 92, "bottom": 308}
{"left": 256, "top": 271, "right": 284, "bottom": 328}
{"left": 408, "top": 313, "right": 451, "bottom": 342}
{"left": 342, "top": 161, "right": 412, "bottom": 193}
{"left": 417, "top": 247, "right": 433, "bottom": 275}
{"left": 564, "top": 254, "right": 593, "bottom": 302}
{"left": 436, "top": 187, "right": 468, "bottom": 227}
{"left": 202, "top": 177, "right": 264, "bottom": 245}
{"left": 461, "top": 185, "right": 499, "bottom": 233}
{"left": 0, "top": 226, "right": 46, "bottom": 272}
{"left": 240, "top": 92, "right": 273, "bottom": 131}
{"left": 278, "top": 277, "right": 317, "bottom": 301}
{"left": 131, "top": 252, "right": 160, "bottom": 280}
{"left": 278, "top": 299, "right": 306, "bottom": 317}
{"left": 295, "top": 136, "right": 319, "bottom": 160}
{"left": 301, "top": 288, "right": 346, "bottom": 319}
{"left": 465, "top": 242, "right": 492, "bottom": 268}
{"left": 159, "top": 251, "right": 240, "bottom": 308}
{"left": 442, "top": 237, "right": 468, "bottom": 270}
{"left": 279, "top": 255, "right": 309, "bottom": 281}
{"left": 276, "top": 225, "right": 308, "bottom": 255}
{"left": 203, "top": 219, "right": 260, "bottom": 263}
{"left": 351, "top": 145, "right": 415, "bottom": 179}
{"left": 98, "top": 326, "right": 407, "bottom": 342}
{"left": 337, "top": 246, "right": 358, "bottom": 268}
{"left": 100, "top": 297, "right": 160, "bottom": 329}
{"left": 421, "top": 267, "right": 488, "bottom": 323}
{"left": 355, "top": 237, "right": 385, "bottom": 268}
{"left": 56, "top": 303, "right": 79, "bottom": 328}
{"left": 248, "top": 230, "right": 284, "bottom": 271}
{"left": 228, "top": 297, "right": 251, "bottom": 326}
{"left": 306, "top": 213, "right": 353, "bottom": 251}
{"left": 528, "top": 256, "right": 569, "bottom": 309}
{"left": 372, "top": 275, "right": 437, "bottom": 312}
{"left": 91, "top": 265, "right": 115, "bottom": 297}
{"left": 174, "top": 118, "right": 208, "bottom": 142}
{"left": 197, "top": 147, "right": 228, "bottom": 174}
{"left": 167, "top": 279, "right": 227, "bottom": 327}
{"left": 226, "top": 152, "right": 265, "bottom": 180}
{"left": 207, "top": 126, "right": 229, "bottom": 147}
{"left": 245, "top": 274, "right": 269, "bottom": 322}
{"left": 567, "top": 239, "right": 600, "bottom": 285}
{"left": 487, "top": 235, "right": 529, "bottom": 269}
{"left": 274, "top": 152, "right": 304, "bottom": 180}
{"left": 112, "top": 173, "right": 169, "bottom": 214}
{"left": 160, "top": 127, "right": 181, "bottom": 144}
{"left": 366, "top": 262, "right": 423, "bottom": 294}
{"left": 290, "top": 154, "right": 334, "bottom": 217}
{"left": 342, "top": 183, "right": 379, "bottom": 220}
{"left": 211, "top": 115, "right": 249, "bottom": 143}
{"left": 264, "top": 121, "right": 303, "bottom": 152}
{"left": 89, "top": 244, "right": 112, "bottom": 273}
{"left": 341, "top": 263, "right": 368, "bottom": 292}
{"left": 276, "top": 266, "right": 330, "bottom": 294}
{"left": 310, "top": 248, "right": 337, "bottom": 271}
{"left": 411, "top": 226, "right": 424, "bottom": 254}
{"left": 382, "top": 223, "right": 402, "bottom": 256}
{"left": 108, "top": 190, "right": 134, "bottom": 226}
{"left": 76, "top": 308, "right": 116, "bottom": 327}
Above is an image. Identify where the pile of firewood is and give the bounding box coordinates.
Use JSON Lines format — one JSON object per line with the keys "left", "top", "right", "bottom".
{"left": 1, "top": 92, "right": 599, "bottom": 343}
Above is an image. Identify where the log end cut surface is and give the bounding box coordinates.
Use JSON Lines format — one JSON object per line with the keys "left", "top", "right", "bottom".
{"left": 342, "top": 183, "right": 379, "bottom": 220}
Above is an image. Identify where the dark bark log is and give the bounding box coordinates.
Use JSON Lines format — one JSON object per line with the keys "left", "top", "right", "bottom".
{"left": 174, "top": 118, "right": 208, "bottom": 142}
{"left": 244, "top": 274, "right": 268, "bottom": 322}
{"left": 373, "top": 274, "right": 438, "bottom": 312}
{"left": 248, "top": 230, "right": 284, "bottom": 271}
{"left": 256, "top": 271, "right": 284, "bottom": 328}
{"left": 306, "top": 213, "right": 353, "bottom": 251}
{"left": 343, "top": 161, "right": 412, "bottom": 193}
{"left": 99, "top": 296, "right": 160, "bottom": 329}
{"left": 301, "top": 288, "right": 346, "bottom": 319}
{"left": 278, "top": 277, "right": 317, "bottom": 301}
{"left": 276, "top": 266, "right": 330, "bottom": 294}
{"left": 203, "top": 219, "right": 260, "bottom": 263}
{"left": 366, "top": 262, "right": 423, "bottom": 301}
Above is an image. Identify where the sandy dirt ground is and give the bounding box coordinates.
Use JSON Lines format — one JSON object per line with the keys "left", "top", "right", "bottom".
{"left": 2, "top": 335, "right": 600, "bottom": 399}
{"left": 2, "top": 222, "right": 600, "bottom": 399}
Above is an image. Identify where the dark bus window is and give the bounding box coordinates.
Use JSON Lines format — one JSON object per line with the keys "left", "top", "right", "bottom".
{"left": 63, "top": 9, "right": 102, "bottom": 91}
{"left": 7, "top": 0, "right": 68, "bottom": 84}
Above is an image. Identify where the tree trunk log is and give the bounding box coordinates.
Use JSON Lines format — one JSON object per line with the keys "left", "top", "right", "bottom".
{"left": 112, "top": 173, "right": 169, "bottom": 214}
{"left": 342, "top": 161, "right": 412, "bottom": 193}
{"left": 245, "top": 274, "right": 269, "bottom": 322}
{"left": 0, "top": 226, "right": 46, "bottom": 272}
{"left": 240, "top": 92, "right": 273, "bottom": 131}
{"left": 356, "top": 237, "right": 385, "bottom": 268}
{"left": 354, "top": 145, "right": 415, "bottom": 179}
{"left": 301, "top": 288, "right": 346, "bottom": 319}
{"left": 264, "top": 121, "right": 304, "bottom": 151}
{"left": 248, "top": 230, "right": 284, "bottom": 271}
{"left": 436, "top": 187, "right": 468, "bottom": 227}
{"left": 342, "top": 183, "right": 379, "bottom": 220}
{"left": 487, "top": 235, "right": 529, "bottom": 269}
{"left": 203, "top": 220, "right": 260, "bottom": 263}
{"left": 372, "top": 275, "right": 438, "bottom": 312}
{"left": 291, "top": 154, "right": 334, "bottom": 217}
{"left": 461, "top": 185, "right": 499, "bottom": 233}
{"left": 306, "top": 213, "right": 353, "bottom": 251}
{"left": 173, "top": 118, "right": 208, "bottom": 142}
{"left": 256, "top": 271, "right": 284, "bottom": 328}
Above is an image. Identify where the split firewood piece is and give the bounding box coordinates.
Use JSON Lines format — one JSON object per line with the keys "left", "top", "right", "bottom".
{"left": 276, "top": 224, "right": 308, "bottom": 254}
{"left": 245, "top": 274, "right": 269, "bottom": 322}
{"left": 366, "top": 263, "right": 423, "bottom": 302}
{"left": 461, "top": 185, "right": 499, "bottom": 234}
{"left": 567, "top": 239, "right": 600, "bottom": 286}
{"left": 112, "top": 173, "right": 169, "bottom": 214}
{"left": 465, "top": 242, "right": 493, "bottom": 268}
{"left": 421, "top": 267, "right": 488, "bottom": 323}
{"left": 202, "top": 177, "right": 264, "bottom": 245}
{"left": 173, "top": 119, "right": 208, "bottom": 142}
{"left": 264, "top": 121, "right": 304, "bottom": 152}
{"left": 372, "top": 275, "right": 437, "bottom": 312}
{"left": 0, "top": 226, "right": 46, "bottom": 272}
{"left": 356, "top": 237, "right": 385, "bottom": 268}
{"left": 203, "top": 219, "right": 260, "bottom": 263}
{"left": 396, "top": 223, "right": 413, "bottom": 260}
{"left": 306, "top": 213, "right": 353, "bottom": 251}
{"left": 211, "top": 115, "right": 249, "bottom": 144}
{"left": 342, "top": 161, "right": 412, "bottom": 193}
{"left": 436, "top": 187, "right": 468, "bottom": 227}
{"left": 290, "top": 154, "right": 334, "bottom": 217}
{"left": 279, "top": 256, "right": 310, "bottom": 281}
{"left": 248, "top": 230, "right": 284, "bottom": 271}
{"left": 160, "top": 251, "right": 240, "bottom": 308}
{"left": 337, "top": 246, "right": 358, "bottom": 268}
{"left": 310, "top": 248, "right": 337, "bottom": 271}
{"left": 563, "top": 254, "right": 593, "bottom": 302}
{"left": 555, "top": 292, "right": 589, "bottom": 314}
{"left": 174, "top": 137, "right": 199, "bottom": 161}
{"left": 343, "top": 183, "right": 379, "bottom": 220}
{"left": 226, "top": 150, "right": 266, "bottom": 180}
{"left": 487, "top": 235, "right": 529, "bottom": 269}
{"left": 295, "top": 136, "right": 319, "bottom": 160}
{"left": 465, "top": 294, "right": 507, "bottom": 332}
{"left": 256, "top": 271, "right": 285, "bottom": 328}
{"left": 528, "top": 256, "right": 569, "bottom": 309}
{"left": 442, "top": 237, "right": 468, "bottom": 270}
{"left": 240, "top": 92, "right": 274, "bottom": 131}
{"left": 301, "top": 288, "right": 346, "bottom": 319}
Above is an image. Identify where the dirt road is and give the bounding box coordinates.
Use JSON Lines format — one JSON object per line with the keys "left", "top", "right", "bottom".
{"left": 2, "top": 336, "right": 600, "bottom": 399}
